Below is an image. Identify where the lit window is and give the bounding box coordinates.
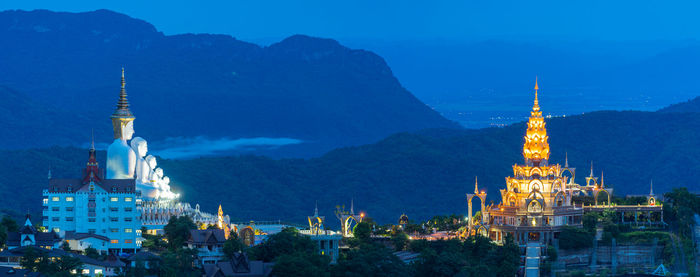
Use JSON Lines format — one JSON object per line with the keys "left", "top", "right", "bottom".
{"left": 124, "top": 197, "right": 133, "bottom": 202}
{"left": 110, "top": 240, "right": 118, "bottom": 244}
{"left": 43, "top": 198, "right": 48, "bottom": 205}
{"left": 51, "top": 197, "right": 59, "bottom": 202}
{"left": 110, "top": 228, "right": 119, "bottom": 233}
{"left": 94, "top": 269, "right": 102, "bottom": 275}
{"left": 66, "top": 197, "right": 74, "bottom": 202}
{"left": 110, "top": 197, "right": 118, "bottom": 202}
{"left": 82, "top": 269, "right": 90, "bottom": 274}
{"left": 125, "top": 239, "right": 132, "bottom": 244}
{"left": 125, "top": 228, "right": 133, "bottom": 233}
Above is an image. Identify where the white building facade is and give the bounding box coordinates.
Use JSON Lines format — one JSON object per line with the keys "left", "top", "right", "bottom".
{"left": 43, "top": 146, "right": 142, "bottom": 253}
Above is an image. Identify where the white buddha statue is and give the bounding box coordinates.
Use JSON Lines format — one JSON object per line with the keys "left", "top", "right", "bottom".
{"left": 106, "top": 120, "right": 136, "bottom": 179}
{"left": 106, "top": 69, "right": 137, "bottom": 179}
{"left": 131, "top": 137, "right": 150, "bottom": 184}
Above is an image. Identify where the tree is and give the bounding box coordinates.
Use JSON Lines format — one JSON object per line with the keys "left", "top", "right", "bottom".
{"left": 352, "top": 222, "right": 372, "bottom": 243}
{"left": 83, "top": 246, "right": 100, "bottom": 259}
{"left": 163, "top": 216, "right": 196, "bottom": 250}
{"left": 223, "top": 231, "right": 245, "bottom": 259}
{"left": 271, "top": 252, "right": 329, "bottom": 277}
{"left": 583, "top": 212, "right": 598, "bottom": 233}
{"left": 333, "top": 242, "right": 409, "bottom": 276}
{"left": 1, "top": 216, "right": 18, "bottom": 232}
{"left": 160, "top": 248, "right": 200, "bottom": 277}
{"left": 391, "top": 232, "right": 409, "bottom": 251}
{"left": 248, "top": 227, "right": 319, "bottom": 262}
{"left": 0, "top": 225, "right": 6, "bottom": 249}
{"left": 61, "top": 241, "right": 72, "bottom": 251}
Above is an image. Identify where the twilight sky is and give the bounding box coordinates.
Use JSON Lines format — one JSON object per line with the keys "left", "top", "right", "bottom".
{"left": 1, "top": 0, "right": 699, "bottom": 42}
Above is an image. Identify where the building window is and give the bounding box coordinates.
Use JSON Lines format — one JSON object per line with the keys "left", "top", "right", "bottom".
{"left": 51, "top": 197, "right": 60, "bottom": 202}
{"left": 82, "top": 269, "right": 90, "bottom": 275}
{"left": 66, "top": 217, "right": 74, "bottom": 222}
{"left": 110, "top": 228, "right": 119, "bottom": 233}
{"left": 110, "top": 197, "right": 118, "bottom": 202}
{"left": 110, "top": 217, "right": 118, "bottom": 222}
{"left": 125, "top": 207, "right": 132, "bottom": 212}
{"left": 88, "top": 218, "right": 96, "bottom": 222}
{"left": 125, "top": 197, "right": 133, "bottom": 202}
{"left": 125, "top": 239, "right": 132, "bottom": 244}
{"left": 65, "top": 197, "right": 74, "bottom": 202}
{"left": 110, "top": 240, "right": 118, "bottom": 244}
{"left": 112, "top": 187, "right": 117, "bottom": 192}
{"left": 66, "top": 207, "right": 74, "bottom": 212}
{"left": 124, "top": 217, "right": 132, "bottom": 222}
{"left": 110, "top": 207, "right": 118, "bottom": 212}
{"left": 43, "top": 198, "right": 48, "bottom": 205}
{"left": 52, "top": 207, "right": 59, "bottom": 211}
{"left": 126, "top": 187, "right": 132, "bottom": 192}
{"left": 94, "top": 269, "right": 102, "bottom": 275}
{"left": 88, "top": 229, "right": 96, "bottom": 234}
{"left": 42, "top": 216, "right": 48, "bottom": 221}
{"left": 67, "top": 186, "right": 72, "bottom": 192}
{"left": 51, "top": 217, "right": 59, "bottom": 221}
{"left": 125, "top": 228, "right": 133, "bottom": 233}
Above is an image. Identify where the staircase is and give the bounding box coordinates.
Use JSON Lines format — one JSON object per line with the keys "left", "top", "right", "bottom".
{"left": 525, "top": 242, "right": 541, "bottom": 277}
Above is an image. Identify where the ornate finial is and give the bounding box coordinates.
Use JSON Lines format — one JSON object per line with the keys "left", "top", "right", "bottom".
{"left": 350, "top": 198, "right": 354, "bottom": 215}
{"left": 590, "top": 161, "right": 594, "bottom": 177}
{"left": 314, "top": 201, "right": 318, "bottom": 217}
{"left": 565, "top": 152, "right": 569, "bottom": 168}
{"left": 533, "top": 76, "right": 540, "bottom": 111}
{"left": 90, "top": 129, "right": 95, "bottom": 151}
{"left": 474, "top": 176, "right": 479, "bottom": 194}
{"left": 650, "top": 180, "right": 654, "bottom": 195}
{"left": 600, "top": 171, "right": 605, "bottom": 187}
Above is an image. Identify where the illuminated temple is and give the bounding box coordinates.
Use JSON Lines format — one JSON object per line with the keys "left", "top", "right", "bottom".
{"left": 465, "top": 79, "right": 664, "bottom": 248}
{"left": 467, "top": 79, "right": 584, "bottom": 245}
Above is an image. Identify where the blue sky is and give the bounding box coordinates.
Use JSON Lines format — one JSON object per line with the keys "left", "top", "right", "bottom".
{"left": 2, "top": 0, "right": 699, "bottom": 42}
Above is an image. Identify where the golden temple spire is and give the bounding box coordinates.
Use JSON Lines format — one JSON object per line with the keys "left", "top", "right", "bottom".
{"left": 474, "top": 176, "right": 479, "bottom": 194}
{"left": 522, "top": 77, "right": 549, "bottom": 162}
{"left": 590, "top": 161, "right": 594, "bottom": 177}
{"left": 564, "top": 152, "right": 569, "bottom": 168}
{"left": 533, "top": 76, "right": 540, "bottom": 111}
{"left": 600, "top": 171, "right": 605, "bottom": 187}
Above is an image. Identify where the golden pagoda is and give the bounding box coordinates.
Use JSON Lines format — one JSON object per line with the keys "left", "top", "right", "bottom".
{"left": 468, "top": 79, "right": 583, "bottom": 245}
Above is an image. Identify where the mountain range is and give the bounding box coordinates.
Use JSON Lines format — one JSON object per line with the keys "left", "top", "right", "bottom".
{"left": 0, "top": 9, "right": 457, "bottom": 156}
{"left": 3, "top": 106, "right": 699, "bottom": 224}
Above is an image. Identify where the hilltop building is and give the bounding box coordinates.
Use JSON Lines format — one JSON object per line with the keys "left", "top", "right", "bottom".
{"left": 467, "top": 79, "right": 585, "bottom": 245}
{"left": 43, "top": 142, "right": 142, "bottom": 253}
{"left": 6, "top": 215, "right": 60, "bottom": 250}
{"left": 43, "top": 69, "right": 233, "bottom": 253}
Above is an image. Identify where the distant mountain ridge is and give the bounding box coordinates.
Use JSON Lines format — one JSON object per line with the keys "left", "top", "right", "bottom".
{"left": 0, "top": 9, "right": 458, "bottom": 155}
{"left": 658, "top": 96, "right": 700, "bottom": 113}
